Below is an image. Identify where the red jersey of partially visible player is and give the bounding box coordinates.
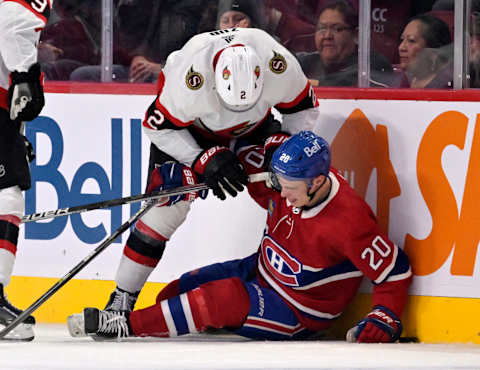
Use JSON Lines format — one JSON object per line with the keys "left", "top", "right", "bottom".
{"left": 239, "top": 146, "right": 412, "bottom": 331}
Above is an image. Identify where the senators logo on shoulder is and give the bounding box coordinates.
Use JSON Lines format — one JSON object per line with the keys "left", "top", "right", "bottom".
{"left": 269, "top": 51, "right": 287, "bottom": 74}
{"left": 185, "top": 66, "right": 204, "bottom": 90}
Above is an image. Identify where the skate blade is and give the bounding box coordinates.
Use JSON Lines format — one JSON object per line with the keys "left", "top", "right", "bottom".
{"left": 89, "top": 334, "right": 120, "bottom": 342}
{"left": 67, "top": 313, "right": 86, "bottom": 337}
{"left": 0, "top": 323, "right": 34, "bottom": 341}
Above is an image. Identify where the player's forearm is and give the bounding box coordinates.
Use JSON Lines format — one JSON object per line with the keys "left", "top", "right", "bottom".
{"left": 143, "top": 127, "right": 202, "bottom": 166}
{"left": 372, "top": 276, "right": 412, "bottom": 318}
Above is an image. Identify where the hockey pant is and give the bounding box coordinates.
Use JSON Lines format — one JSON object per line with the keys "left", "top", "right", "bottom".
{"left": 0, "top": 109, "right": 32, "bottom": 191}
{"left": 129, "top": 253, "right": 312, "bottom": 340}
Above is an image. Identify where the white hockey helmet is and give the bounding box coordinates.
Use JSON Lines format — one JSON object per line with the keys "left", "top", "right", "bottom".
{"left": 214, "top": 45, "right": 264, "bottom": 111}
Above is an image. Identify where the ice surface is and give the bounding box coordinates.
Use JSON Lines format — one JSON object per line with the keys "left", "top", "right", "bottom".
{"left": 1, "top": 324, "right": 480, "bottom": 370}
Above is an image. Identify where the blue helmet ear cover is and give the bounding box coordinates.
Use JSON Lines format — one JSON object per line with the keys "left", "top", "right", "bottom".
{"left": 271, "top": 131, "right": 331, "bottom": 182}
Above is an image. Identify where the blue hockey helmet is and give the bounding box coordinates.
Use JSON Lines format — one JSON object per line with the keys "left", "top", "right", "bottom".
{"left": 271, "top": 131, "right": 331, "bottom": 182}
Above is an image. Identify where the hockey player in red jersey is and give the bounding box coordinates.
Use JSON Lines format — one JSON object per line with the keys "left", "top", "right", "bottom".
{"left": 96, "top": 27, "right": 320, "bottom": 313}
{"left": 0, "top": 0, "right": 52, "bottom": 340}
{"left": 68, "top": 131, "right": 412, "bottom": 343}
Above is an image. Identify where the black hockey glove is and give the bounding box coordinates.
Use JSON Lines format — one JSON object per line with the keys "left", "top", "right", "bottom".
{"left": 193, "top": 146, "right": 248, "bottom": 200}
{"left": 8, "top": 62, "right": 45, "bottom": 121}
{"left": 263, "top": 132, "right": 290, "bottom": 170}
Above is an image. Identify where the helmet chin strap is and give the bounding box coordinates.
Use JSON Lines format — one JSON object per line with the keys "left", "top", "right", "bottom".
{"left": 307, "top": 175, "right": 330, "bottom": 202}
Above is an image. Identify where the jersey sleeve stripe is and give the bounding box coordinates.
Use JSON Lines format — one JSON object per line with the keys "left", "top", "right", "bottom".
{"left": 385, "top": 267, "right": 412, "bottom": 282}
{"left": 3, "top": 0, "right": 50, "bottom": 24}
{"left": 374, "top": 244, "right": 398, "bottom": 284}
{"left": 274, "top": 82, "right": 311, "bottom": 109}
{"left": 292, "top": 271, "right": 363, "bottom": 290}
{"left": 382, "top": 248, "right": 412, "bottom": 283}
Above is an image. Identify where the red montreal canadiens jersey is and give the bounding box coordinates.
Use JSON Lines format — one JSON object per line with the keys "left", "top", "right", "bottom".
{"left": 239, "top": 146, "right": 412, "bottom": 331}
{"left": 0, "top": 0, "right": 52, "bottom": 110}
{"left": 142, "top": 27, "right": 319, "bottom": 166}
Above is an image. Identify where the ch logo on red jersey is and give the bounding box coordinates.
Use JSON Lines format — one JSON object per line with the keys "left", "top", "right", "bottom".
{"left": 261, "top": 236, "right": 301, "bottom": 286}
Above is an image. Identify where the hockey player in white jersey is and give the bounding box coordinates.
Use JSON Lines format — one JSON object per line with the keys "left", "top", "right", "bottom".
{"left": 0, "top": 0, "right": 52, "bottom": 341}
{"left": 98, "top": 27, "right": 320, "bottom": 314}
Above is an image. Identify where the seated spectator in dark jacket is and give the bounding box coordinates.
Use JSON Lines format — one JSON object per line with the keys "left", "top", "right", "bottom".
{"left": 38, "top": 0, "right": 99, "bottom": 80}
{"left": 296, "top": 0, "right": 394, "bottom": 87}
{"left": 397, "top": 14, "right": 453, "bottom": 88}
{"left": 70, "top": 0, "right": 209, "bottom": 83}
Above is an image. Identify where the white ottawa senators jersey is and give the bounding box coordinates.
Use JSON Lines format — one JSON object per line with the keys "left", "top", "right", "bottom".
{"left": 142, "top": 27, "right": 320, "bottom": 166}
{"left": 238, "top": 146, "right": 412, "bottom": 331}
{"left": 0, "top": 0, "right": 52, "bottom": 110}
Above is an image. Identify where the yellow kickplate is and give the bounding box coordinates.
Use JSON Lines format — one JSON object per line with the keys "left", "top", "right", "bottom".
{"left": 7, "top": 277, "right": 480, "bottom": 343}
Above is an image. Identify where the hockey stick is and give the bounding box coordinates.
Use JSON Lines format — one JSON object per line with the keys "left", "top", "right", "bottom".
{"left": 0, "top": 172, "right": 269, "bottom": 339}
{"left": 0, "top": 199, "right": 157, "bottom": 340}
{"left": 21, "top": 172, "right": 269, "bottom": 223}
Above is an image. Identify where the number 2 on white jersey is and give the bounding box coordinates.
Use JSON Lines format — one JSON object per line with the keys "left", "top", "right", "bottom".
{"left": 361, "top": 236, "right": 391, "bottom": 271}
{"left": 31, "top": 0, "right": 48, "bottom": 13}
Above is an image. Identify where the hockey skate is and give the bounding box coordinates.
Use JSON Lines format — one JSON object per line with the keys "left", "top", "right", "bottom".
{"left": 67, "top": 308, "right": 129, "bottom": 340}
{"left": 0, "top": 286, "right": 35, "bottom": 341}
{"left": 67, "top": 287, "right": 137, "bottom": 340}
{"left": 104, "top": 287, "right": 139, "bottom": 312}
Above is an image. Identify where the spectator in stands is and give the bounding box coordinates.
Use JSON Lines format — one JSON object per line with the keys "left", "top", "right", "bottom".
{"left": 122, "top": 0, "right": 214, "bottom": 83}
{"left": 296, "top": 0, "right": 394, "bottom": 87}
{"left": 469, "top": 12, "right": 480, "bottom": 88}
{"left": 217, "top": 0, "right": 261, "bottom": 29}
{"left": 38, "top": 0, "right": 99, "bottom": 80}
{"left": 263, "top": 0, "right": 317, "bottom": 52}
{"left": 309, "top": 0, "right": 430, "bottom": 65}
{"left": 397, "top": 14, "right": 453, "bottom": 88}
{"left": 430, "top": 0, "right": 453, "bottom": 10}
{"left": 70, "top": 0, "right": 210, "bottom": 83}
